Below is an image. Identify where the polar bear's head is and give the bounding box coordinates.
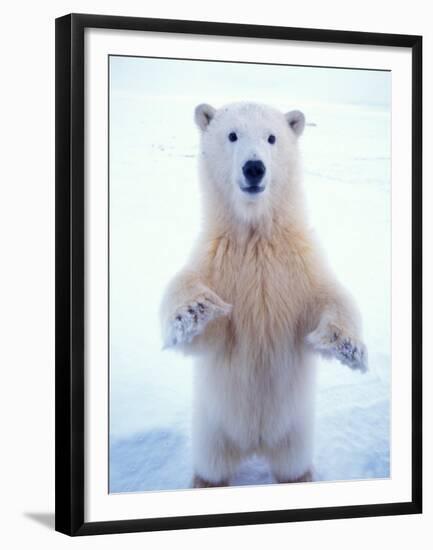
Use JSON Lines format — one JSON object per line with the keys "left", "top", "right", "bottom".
{"left": 195, "top": 102, "right": 305, "bottom": 225}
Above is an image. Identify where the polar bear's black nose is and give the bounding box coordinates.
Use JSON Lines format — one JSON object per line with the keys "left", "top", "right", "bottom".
{"left": 242, "top": 160, "right": 266, "bottom": 185}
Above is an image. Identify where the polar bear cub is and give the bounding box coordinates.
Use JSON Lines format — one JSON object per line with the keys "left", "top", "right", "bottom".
{"left": 160, "top": 102, "right": 367, "bottom": 488}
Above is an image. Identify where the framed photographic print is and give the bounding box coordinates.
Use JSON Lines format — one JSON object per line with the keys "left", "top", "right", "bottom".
{"left": 55, "top": 13, "right": 422, "bottom": 536}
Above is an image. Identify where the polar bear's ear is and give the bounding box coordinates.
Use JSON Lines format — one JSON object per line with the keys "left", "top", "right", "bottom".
{"left": 285, "top": 110, "right": 305, "bottom": 137}
{"left": 195, "top": 103, "right": 216, "bottom": 131}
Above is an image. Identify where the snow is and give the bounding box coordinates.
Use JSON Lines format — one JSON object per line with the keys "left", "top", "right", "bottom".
{"left": 108, "top": 57, "right": 391, "bottom": 493}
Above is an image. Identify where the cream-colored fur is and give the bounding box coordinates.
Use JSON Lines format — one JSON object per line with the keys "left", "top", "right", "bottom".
{"left": 160, "top": 102, "right": 367, "bottom": 486}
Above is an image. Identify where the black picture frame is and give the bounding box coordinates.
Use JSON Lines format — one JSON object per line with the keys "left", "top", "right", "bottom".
{"left": 55, "top": 13, "right": 423, "bottom": 536}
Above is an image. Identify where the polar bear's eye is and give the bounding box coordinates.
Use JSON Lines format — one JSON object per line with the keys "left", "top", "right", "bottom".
{"left": 228, "top": 132, "right": 238, "bottom": 142}
{"left": 268, "top": 134, "right": 276, "bottom": 144}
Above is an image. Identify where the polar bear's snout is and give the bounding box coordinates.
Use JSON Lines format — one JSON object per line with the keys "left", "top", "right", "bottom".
{"left": 242, "top": 160, "right": 266, "bottom": 193}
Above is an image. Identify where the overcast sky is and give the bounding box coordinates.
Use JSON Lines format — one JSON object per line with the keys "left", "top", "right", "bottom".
{"left": 110, "top": 55, "right": 391, "bottom": 108}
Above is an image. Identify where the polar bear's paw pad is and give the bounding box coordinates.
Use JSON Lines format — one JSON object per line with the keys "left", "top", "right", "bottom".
{"left": 307, "top": 327, "right": 368, "bottom": 373}
{"left": 334, "top": 337, "right": 367, "bottom": 373}
{"left": 165, "top": 298, "right": 231, "bottom": 347}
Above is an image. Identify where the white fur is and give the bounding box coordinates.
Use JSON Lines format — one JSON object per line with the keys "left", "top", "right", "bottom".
{"left": 160, "top": 102, "right": 367, "bottom": 485}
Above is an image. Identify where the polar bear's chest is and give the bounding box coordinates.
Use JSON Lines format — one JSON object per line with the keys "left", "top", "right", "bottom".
{"left": 208, "top": 236, "right": 311, "bottom": 349}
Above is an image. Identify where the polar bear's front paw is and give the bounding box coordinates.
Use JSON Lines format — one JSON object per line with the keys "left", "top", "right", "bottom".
{"left": 307, "top": 325, "right": 368, "bottom": 373}
{"left": 164, "top": 296, "right": 232, "bottom": 348}
{"left": 333, "top": 335, "right": 367, "bottom": 372}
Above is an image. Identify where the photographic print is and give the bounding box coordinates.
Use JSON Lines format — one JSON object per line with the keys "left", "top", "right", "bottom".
{"left": 108, "top": 56, "right": 391, "bottom": 493}
{"left": 56, "top": 14, "right": 421, "bottom": 535}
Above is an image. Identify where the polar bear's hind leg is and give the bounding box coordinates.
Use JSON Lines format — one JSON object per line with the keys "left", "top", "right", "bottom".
{"left": 265, "top": 427, "right": 314, "bottom": 484}
{"left": 192, "top": 422, "right": 243, "bottom": 488}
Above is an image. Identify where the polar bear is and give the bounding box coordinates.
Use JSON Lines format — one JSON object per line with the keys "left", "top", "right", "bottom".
{"left": 160, "top": 102, "right": 367, "bottom": 488}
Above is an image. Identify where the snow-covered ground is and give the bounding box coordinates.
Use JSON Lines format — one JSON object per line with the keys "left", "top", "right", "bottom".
{"left": 109, "top": 58, "right": 391, "bottom": 493}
